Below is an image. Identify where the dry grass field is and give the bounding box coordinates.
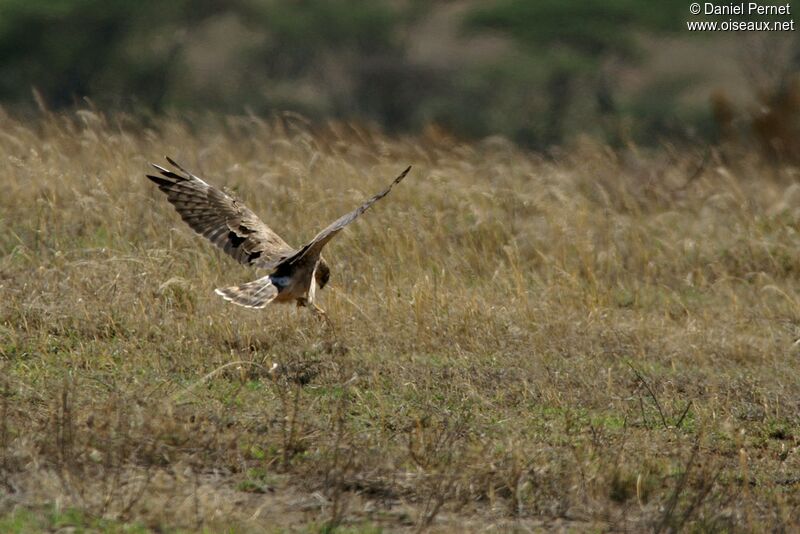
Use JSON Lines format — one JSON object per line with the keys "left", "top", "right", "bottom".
{"left": 1, "top": 110, "right": 800, "bottom": 532}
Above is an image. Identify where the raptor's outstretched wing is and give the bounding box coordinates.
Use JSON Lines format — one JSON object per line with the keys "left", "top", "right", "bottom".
{"left": 280, "top": 166, "right": 411, "bottom": 268}
{"left": 146, "top": 157, "right": 296, "bottom": 268}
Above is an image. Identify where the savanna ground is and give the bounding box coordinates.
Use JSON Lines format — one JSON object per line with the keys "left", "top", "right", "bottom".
{"left": 1, "top": 109, "right": 800, "bottom": 532}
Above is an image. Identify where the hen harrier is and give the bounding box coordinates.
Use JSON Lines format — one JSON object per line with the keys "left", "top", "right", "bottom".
{"left": 146, "top": 158, "right": 411, "bottom": 319}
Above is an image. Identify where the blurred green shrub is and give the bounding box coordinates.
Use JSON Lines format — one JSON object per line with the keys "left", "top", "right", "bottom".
{"left": 460, "top": 0, "right": 689, "bottom": 147}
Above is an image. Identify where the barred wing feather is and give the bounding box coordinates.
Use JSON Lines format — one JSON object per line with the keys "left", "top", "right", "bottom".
{"left": 146, "top": 157, "right": 296, "bottom": 269}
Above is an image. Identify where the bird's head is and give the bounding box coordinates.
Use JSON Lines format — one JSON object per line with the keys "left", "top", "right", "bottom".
{"left": 316, "top": 258, "right": 331, "bottom": 289}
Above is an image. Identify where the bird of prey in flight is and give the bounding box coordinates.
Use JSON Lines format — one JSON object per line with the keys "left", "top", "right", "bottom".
{"left": 146, "top": 158, "right": 411, "bottom": 320}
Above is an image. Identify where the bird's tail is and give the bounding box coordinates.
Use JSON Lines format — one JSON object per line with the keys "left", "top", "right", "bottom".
{"left": 215, "top": 276, "right": 278, "bottom": 309}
